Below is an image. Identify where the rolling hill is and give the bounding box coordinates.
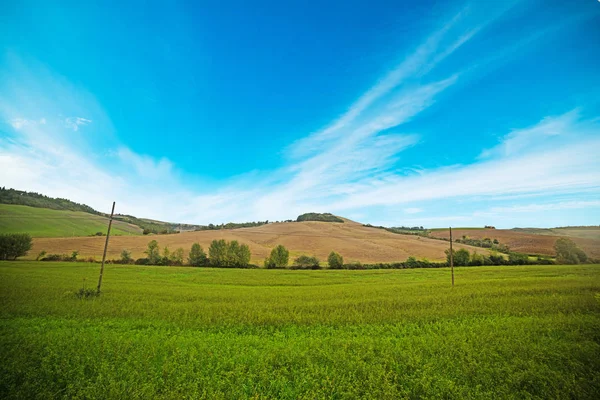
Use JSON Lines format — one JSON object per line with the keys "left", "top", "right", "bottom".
{"left": 0, "top": 204, "right": 142, "bottom": 237}
{"left": 28, "top": 219, "right": 493, "bottom": 263}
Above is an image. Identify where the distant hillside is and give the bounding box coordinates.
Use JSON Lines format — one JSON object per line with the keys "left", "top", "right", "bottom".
{"left": 0, "top": 204, "right": 142, "bottom": 237}
{"left": 0, "top": 187, "right": 101, "bottom": 215}
{"left": 297, "top": 213, "right": 344, "bottom": 223}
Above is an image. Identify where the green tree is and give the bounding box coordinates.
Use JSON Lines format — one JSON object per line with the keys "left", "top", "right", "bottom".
{"left": 327, "top": 251, "right": 344, "bottom": 269}
{"left": 188, "top": 243, "right": 208, "bottom": 266}
{"left": 554, "top": 238, "right": 588, "bottom": 264}
{"left": 508, "top": 252, "right": 529, "bottom": 265}
{"left": 445, "top": 248, "right": 470, "bottom": 266}
{"left": 0, "top": 233, "right": 32, "bottom": 260}
{"left": 120, "top": 249, "right": 132, "bottom": 264}
{"left": 209, "top": 239, "right": 228, "bottom": 266}
{"left": 237, "top": 244, "right": 251, "bottom": 267}
{"left": 144, "top": 240, "right": 161, "bottom": 264}
{"left": 170, "top": 248, "right": 185, "bottom": 265}
{"left": 264, "top": 245, "right": 289, "bottom": 268}
{"left": 226, "top": 240, "right": 241, "bottom": 266}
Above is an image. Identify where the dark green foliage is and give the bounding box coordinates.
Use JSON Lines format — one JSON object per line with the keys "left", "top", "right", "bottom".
{"left": 0, "top": 187, "right": 100, "bottom": 214}
{"left": 296, "top": 213, "right": 344, "bottom": 223}
{"left": 508, "top": 252, "right": 529, "bottom": 265}
{"left": 208, "top": 239, "right": 228, "bottom": 266}
{"left": 264, "top": 245, "right": 289, "bottom": 269}
{"left": 292, "top": 255, "right": 321, "bottom": 269}
{"left": 0, "top": 233, "right": 32, "bottom": 260}
{"left": 188, "top": 243, "right": 208, "bottom": 267}
{"left": 327, "top": 251, "right": 344, "bottom": 269}
{"left": 555, "top": 238, "right": 588, "bottom": 264}
{"left": 445, "top": 248, "right": 471, "bottom": 266}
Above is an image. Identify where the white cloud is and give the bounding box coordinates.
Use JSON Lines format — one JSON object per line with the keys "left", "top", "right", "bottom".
{"left": 1, "top": 4, "right": 598, "bottom": 227}
{"left": 65, "top": 116, "right": 91, "bottom": 131}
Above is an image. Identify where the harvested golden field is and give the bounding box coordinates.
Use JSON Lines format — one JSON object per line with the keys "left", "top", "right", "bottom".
{"left": 29, "top": 220, "right": 489, "bottom": 264}
{"left": 429, "top": 228, "right": 600, "bottom": 259}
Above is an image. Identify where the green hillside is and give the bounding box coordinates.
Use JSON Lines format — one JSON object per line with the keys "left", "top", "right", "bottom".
{"left": 0, "top": 204, "right": 142, "bottom": 237}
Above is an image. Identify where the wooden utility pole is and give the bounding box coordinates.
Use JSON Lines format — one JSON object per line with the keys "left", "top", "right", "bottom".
{"left": 97, "top": 202, "right": 115, "bottom": 294}
{"left": 449, "top": 226, "right": 454, "bottom": 287}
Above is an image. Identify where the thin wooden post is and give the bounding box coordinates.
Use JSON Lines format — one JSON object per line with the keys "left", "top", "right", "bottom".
{"left": 449, "top": 226, "right": 454, "bottom": 287}
{"left": 97, "top": 201, "right": 115, "bottom": 294}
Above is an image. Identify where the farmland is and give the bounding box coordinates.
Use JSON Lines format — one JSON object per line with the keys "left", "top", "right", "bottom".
{"left": 1, "top": 261, "right": 599, "bottom": 399}
{"left": 28, "top": 219, "right": 492, "bottom": 264}
{"left": 0, "top": 204, "right": 142, "bottom": 238}
{"left": 430, "top": 227, "right": 600, "bottom": 259}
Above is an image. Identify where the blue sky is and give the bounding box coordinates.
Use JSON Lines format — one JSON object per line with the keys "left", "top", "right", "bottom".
{"left": 1, "top": 0, "right": 599, "bottom": 227}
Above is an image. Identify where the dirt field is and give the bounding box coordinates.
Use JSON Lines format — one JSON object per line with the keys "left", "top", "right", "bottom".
{"left": 429, "top": 228, "right": 600, "bottom": 259}
{"left": 29, "top": 220, "right": 491, "bottom": 264}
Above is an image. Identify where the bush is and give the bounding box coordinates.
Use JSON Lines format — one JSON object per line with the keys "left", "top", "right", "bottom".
{"left": 327, "top": 251, "right": 344, "bottom": 269}
{"left": 292, "top": 255, "right": 320, "bottom": 269}
{"left": 554, "top": 238, "right": 588, "bottom": 264}
{"left": 36, "top": 250, "right": 47, "bottom": 261}
{"left": 134, "top": 258, "right": 150, "bottom": 265}
{"left": 188, "top": 243, "right": 208, "bottom": 267}
{"left": 94, "top": 232, "right": 104, "bottom": 236}
{"left": 0, "top": 233, "right": 33, "bottom": 260}
{"left": 264, "top": 245, "right": 289, "bottom": 269}
{"left": 170, "top": 248, "right": 185, "bottom": 266}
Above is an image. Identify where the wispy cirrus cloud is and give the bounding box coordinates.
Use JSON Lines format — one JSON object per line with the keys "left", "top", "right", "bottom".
{"left": 65, "top": 117, "right": 92, "bottom": 131}
{"left": 1, "top": 2, "right": 599, "bottom": 228}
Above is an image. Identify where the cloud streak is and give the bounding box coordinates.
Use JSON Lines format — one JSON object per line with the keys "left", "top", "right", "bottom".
{"left": 1, "top": 2, "right": 599, "bottom": 228}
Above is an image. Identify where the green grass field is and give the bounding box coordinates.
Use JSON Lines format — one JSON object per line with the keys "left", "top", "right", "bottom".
{"left": 1, "top": 262, "right": 599, "bottom": 399}
{"left": 0, "top": 204, "right": 142, "bottom": 237}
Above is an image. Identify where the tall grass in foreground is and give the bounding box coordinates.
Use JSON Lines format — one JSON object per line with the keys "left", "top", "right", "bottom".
{"left": 1, "top": 262, "right": 599, "bottom": 399}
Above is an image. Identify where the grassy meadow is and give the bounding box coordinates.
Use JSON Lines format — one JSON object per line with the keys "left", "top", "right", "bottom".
{"left": 0, "top": 204, "right": 142, "bottom": 237}
{"left": 1, "top": 262, "right": 599, "bottom": 399}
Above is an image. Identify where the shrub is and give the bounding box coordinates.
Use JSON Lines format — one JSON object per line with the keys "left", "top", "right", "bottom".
{"left": 94, "top": 232, "right": 104, "bottom": 236}
{"left": 134, "top": 258, "right": 150, "bottom": 265}
{"left": 264, "top": 245, "right": 290, "bottom": 269}
{"left": 293, "top": 255, "right": 320, "bottom": 269}
{"left": 327, "top": 251, "right": 344, "bottom": 269}
{"left": 70, "top": 251, "right": 79, "bottom": 262}
{"left": 0, "top": 233, "right": 33, "bottom": 260}
{"left": 188, "top": 243, "right": 208, "bottom": 267}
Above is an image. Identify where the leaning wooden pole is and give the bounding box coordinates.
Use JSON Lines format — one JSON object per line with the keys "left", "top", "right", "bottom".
{"left": 449, "top": 226, "right": 454, "bottom": 287}
{"left": 97, "top": 201, "right": 115, "bottom": 294}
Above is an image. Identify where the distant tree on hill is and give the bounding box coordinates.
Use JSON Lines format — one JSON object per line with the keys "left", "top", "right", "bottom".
{"left": 188, "top": 243, "right": 208, "bottom": 266}
{"left": 296, "top": 213, "right": 344, "bottom": 223}
{"left": 264, "top": 245, "right": 289, "bottom": 268}
{"left": 0, "top": 233, "right": 32, "bottom": 260}
{"left": 327, "top": 251, "right": 344, "bottom": 269}
{"left": 554, "top": 238, "right": 588, "bottom": 264}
